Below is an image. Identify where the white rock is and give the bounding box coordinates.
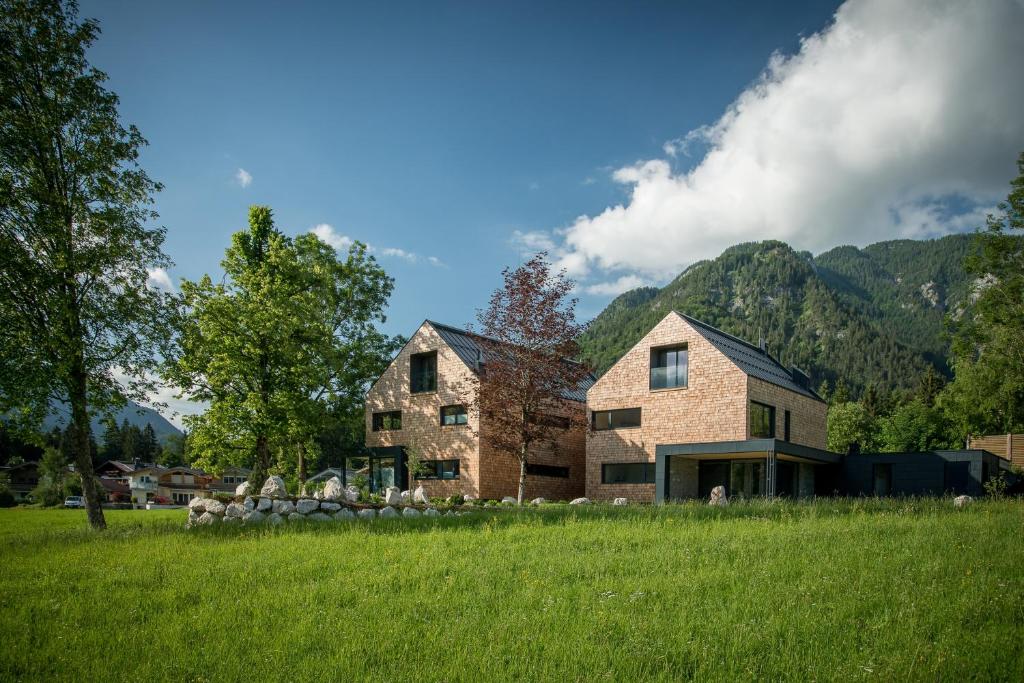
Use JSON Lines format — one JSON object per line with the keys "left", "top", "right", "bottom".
{"left": 379, "top": 506, "right": 399, "bottom": 518}
{"left": 334, "top": 508, "right": 356, "bottom": 520}
{"left": 709, "top": 485, "right": 728, "bottom": 507}
{"left": 444, "top": 511, "right": 455, "bottom": 517}
{"left": 222, "top": 515, "right": 240, "bottom": 525}
{"left": 530, "top": 497, "right": 546, "bottom": 505}
{"left": 357, "top": 508, "right": 377, "bottom": 519}
{"left": 288, "top": 512, "right": 304, "bottom": 522}
{"left": 401, "top": 490, "right": 411, "bottom": 503}
{"left": 243, "top": 496, "right": 255, "bottom": 511}
{"left": 203, "top": 499, "right": 226, "bottom": 515}
{"left": 323, "top": 476, "right": 344, "bottom": 501}
{"left": 344, "top": 485, "right": 360, "bottom": 503}
{"left": 383, "top": 487, "right": 402, "bottom": 506}
{"left": 424, "top": 508, "right": 440, "bottom": 517}
{"left": 225, "top": 502, "right": 246, "bottom": 518}
{"left": 501, "top": 496, "right": 517, "bottom": 504}
{"left": 613, "top": 497, "right": 628, "bottom": 506}
{"left": 256, "top": 497, "right": 272, "bottom": 513}
{"left": 186, "top": 510, "right": 200, "bottom": 527}
{"left": 320, "top": 501, "right": 341, "bottom": 512}
{"left": 413, "top": 485, "right": 430, "bottom": 504}
{"left": 464, "top": 494, "right": 477, "bottom": 501}
{"left": 307, "top": 512, "right": 332, "bottom": 522}
{"left": 260, "top": 475, "right": 288, "bottom": 498}
{"left": 276, "top": 500, "right": 295, "bottom": 515}
{"left": 569, "top": 497, "right": 590, "bottom": 505}
{"left": 313, "top": 489, "right": 324, "bottom": 500}
{"left": 954, "top": 495, "right": 973, "bottom": 508}
{"left": 295, "top": 499, "right": 320, "bottom": 514}
{"left": 234, "top": 481, "right": 251, "bottom": 497}
{"left": 402, "top": 507, "right": 421, "bottom": 518}
{"left": 267, "top": 512, "right": 284, "bottom": 525}
{"left": 196, "top": 511, "right": 217, "bottom": 525}
{"left": 188, "top": 497, "right": 207, "bottom": 512}
{"left": 242, "top": 510, "right": 266, "bottom": 524}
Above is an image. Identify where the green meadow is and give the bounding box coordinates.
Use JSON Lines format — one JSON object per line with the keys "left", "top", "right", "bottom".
{"left": 0, "top": 499, "right": 1022, "bottom": 682}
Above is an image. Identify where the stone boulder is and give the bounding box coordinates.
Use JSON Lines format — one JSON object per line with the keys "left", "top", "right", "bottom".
{"left": 203, "top": 499, "right": 226, "bottom": 515}
{"left": 402, "top": 507, "right": 422, "bottom": 518}
{"left": 569, "top": 497, "right": 590, "bottom": 505}
{"left": 197, "top": 512, "right": 217, "bottom": 526}
{"left": 256, "top": 497, "right": 272, "bottom": 513}
{"left": 401, "top": 490, "right": 411, "bottom": 503}
{"left": 334, "top": 508, "right": 356, "bottom": 520}
{"left": 267, "top": 512, "right": 284, "bottom": 525}
{"left": 242, "top": 510, "right": 266, "bottom": 524}
{"left": 295, "top": 499, "right": 320, "bottom": 515}
{"left": 424, "top": 508, "right": 440, "bottom": 517}
{"left": 186, "top": 510, "right": 200, "bottom": 527}
{"left": 260, "top": 475, "right": 288, "bottom": 498}
{"left": 222, "top": 515, "right": 240, "bottom": 525}
{"left": 234, "top": 481, "right": 251, "bottom": 497}
{"left": 709, "top": 485, "right": 728, "bottom": 506}
{"left": 320, "top": 501, "right": 341, "bottom": 512}
{"left": 188, "top": 497, "right": 207, "bottom": 512}
{"left": 322, "top": 476, "right": 344, "bottom": 501}
{"left": 357, "top": 508, "right": 377, "bottom": 519}
{"left": 613, "top": 498, "right": 628, "bottom": 506}
{"left": 307, "top": 512, "right": 332, "bottom": 522}
{"left": 225, "top": 502, "right": 246, "bottom": 518}
{"left": 344, "top": 485, "right": 360, "bottom": 503}
{"left": 530, "top": 497, "right": 546, "bottom": 505}
{"left": 954, "top": 495, "right": 973, "bottom": 508}
{"left": 272, "top": 499, "right": 295, "bottom": 515}
{"left": 379, "top": 505, "right": 399, "bottom": 519}
{"left": 243, "top": 496, "right": 255, "bottom": 511}
{"left": 501, "top": 496, "right": 517, "bottom": 504}
{"left": 383, "top": 487, "right": 403, "bottom": 506}
{"left": 413, "top": 486, "right": 430, "bottom": 504}
{"left": 287, "top": 512, "right": 304, "bottom": 522}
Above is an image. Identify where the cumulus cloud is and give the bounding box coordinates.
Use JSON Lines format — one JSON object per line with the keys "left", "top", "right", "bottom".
{"left": 146, "top": 267, "right": 175, "bottom": 293}
{"left": 553, "top": 0, "right": 1024, "bottom": 281}
{"left": 585, "top": 275, "right": 651, "bottom": 296}
{"left": 235, "top": 168, "right": 252, "bottom": 188}
{"left": 310, "top": 224, "right": 445, "bottom": 267}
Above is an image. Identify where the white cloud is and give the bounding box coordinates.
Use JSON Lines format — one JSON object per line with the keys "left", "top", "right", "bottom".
{"left": 552, "top": 0, "right": 1024, "bottom": 280}
{"left": 511, "top": 229, "right": 558, "bottom": 255}
{"left": 146, "top": 267, "right": 176, "bottom": 293}
{"left": 585, "top": 275, "right": 650, "bottom": 296}
{"left": 310, "top": 224, "right": 445, "bottom": 267}
{"left": 235, "top": 168, "right": 252, "bottom": 188}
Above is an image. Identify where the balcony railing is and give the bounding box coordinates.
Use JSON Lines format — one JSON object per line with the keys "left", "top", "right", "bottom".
{"left": 650, "top": 366, "right": 686, "bottom": 390}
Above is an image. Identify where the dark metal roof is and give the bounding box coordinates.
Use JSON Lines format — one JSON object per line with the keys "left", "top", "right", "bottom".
{"left": 426, "top": 320, "right": 596, "bottom": 402}
{"left": 675, "top": 312, "right": 824, "bottom": 402}
{"left": 656, "top": 438, "right": 842, "bottom": 464}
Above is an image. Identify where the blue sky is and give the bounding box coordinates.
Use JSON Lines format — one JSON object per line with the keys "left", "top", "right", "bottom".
{"left": 80, "top": 0, "right": 852, "bottom": 331}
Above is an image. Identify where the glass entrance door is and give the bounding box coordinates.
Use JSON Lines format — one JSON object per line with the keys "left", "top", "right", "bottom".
{"left": 370, "top": 457, "right": 397, "bottom": 492}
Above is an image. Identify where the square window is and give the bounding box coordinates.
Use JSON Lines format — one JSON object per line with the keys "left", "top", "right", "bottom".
{"left": 372, "top": 410, "right": 402, "bottom": 431}
{"left": 650, "top": 345, "right": 688, "bottom": 390}
{"left": 441, "top": 404, "right": 468, "bottom": 426}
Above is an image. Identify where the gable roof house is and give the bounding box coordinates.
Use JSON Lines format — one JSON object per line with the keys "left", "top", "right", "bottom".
{"left": 364, "top": 320, "right": 595, "bottom": 501}
{"left": 586, "top": 311, "right": 833, "bottom": 503}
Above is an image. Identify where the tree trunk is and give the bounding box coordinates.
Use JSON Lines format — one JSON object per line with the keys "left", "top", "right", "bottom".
{"left": 297, "top": 441, "right": 307, "bottom": 484}
{"left": 69, "top": 347, "right": 106, "bottom": 530}
{"left": 252, "top": 433, "right": 271, "bottom": 485}
{"left": 517, "top": 443, "right": 527, "bottom": 506}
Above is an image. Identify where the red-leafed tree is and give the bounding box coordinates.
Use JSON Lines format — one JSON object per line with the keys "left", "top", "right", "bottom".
{"left": 466, "top": 253, "right": 591, "bottom": 504}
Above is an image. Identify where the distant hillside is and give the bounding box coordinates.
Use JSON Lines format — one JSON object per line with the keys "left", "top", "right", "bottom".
{"left": 579, "top": 235, "right": 982, "bottom": 397}
{"left": 43, "top": 399, "right": 182, "bottom": 441}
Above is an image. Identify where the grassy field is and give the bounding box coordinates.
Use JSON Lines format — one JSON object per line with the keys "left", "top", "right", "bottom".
{"left": 0, "top": 499, "right": 1022, "bottom": 682}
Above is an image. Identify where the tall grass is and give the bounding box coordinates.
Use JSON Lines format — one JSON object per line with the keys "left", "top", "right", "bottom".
{"left": 0, "top": 499, "right": 1021, "bottom": 681}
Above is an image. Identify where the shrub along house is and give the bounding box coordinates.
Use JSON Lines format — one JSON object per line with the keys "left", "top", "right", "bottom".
{"left": 363, "top": 320, "right": 594, "bottom": 500}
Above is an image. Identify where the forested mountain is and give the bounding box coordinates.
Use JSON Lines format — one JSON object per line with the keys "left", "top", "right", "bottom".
{"left": 43, "top": 399, "right": 182, "bottom": 442}
{"left": 579, "top": 234, "right": 983, "bottom": 397}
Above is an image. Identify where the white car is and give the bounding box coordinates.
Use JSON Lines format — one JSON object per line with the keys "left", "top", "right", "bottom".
{"left": 64, "top": 496, "right": 85, "bottom": 509}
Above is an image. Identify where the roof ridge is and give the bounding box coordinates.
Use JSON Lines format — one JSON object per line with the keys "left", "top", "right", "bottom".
{"left": 426, "top": 319, "right": 594, "bottom": 372}
{"left": 674, "top": 311, "right": 769, "bottom": 357}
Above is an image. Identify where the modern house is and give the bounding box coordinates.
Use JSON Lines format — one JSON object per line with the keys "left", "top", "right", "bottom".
{"left": 364, "top": 320, "right": 594, "bottom": 500}
{"left": 586, "top": 311, "right": 833, "bottom": 503}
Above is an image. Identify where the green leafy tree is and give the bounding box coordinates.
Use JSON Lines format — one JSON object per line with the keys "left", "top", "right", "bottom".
{"left": 942, "top": 152, "right": 1024, "bottom": 440}
{"left": 826, "top": 402, "right": 879, "bottom": 454}
{"left": 878, "top": 398, "right": 955, "bottom": 452}
{"left": 0, "top": 0, "right": 173, "bottom": 529}
{"left": 165, "top": 206, "right": 396, "bottom": 483}
{"left": 30, "top": 446, "right": 69, "bottom": 506}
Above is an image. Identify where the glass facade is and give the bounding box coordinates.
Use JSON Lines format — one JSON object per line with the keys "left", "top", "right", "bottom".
{"left": 411, "top": 352, "right": 437, "bottom": 393}
{"left": 592, "top": 407, "right": 642, "bottom": 431}
{"left": 650, "top": 346, "right": 688, "bottom": 390}
{"left": 749, "top": 401, "right": 776, "bottom": 438}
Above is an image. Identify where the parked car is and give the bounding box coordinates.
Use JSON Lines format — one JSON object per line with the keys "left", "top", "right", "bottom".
{"left": 64, "top": 496, "right": 85, "bottom": 509}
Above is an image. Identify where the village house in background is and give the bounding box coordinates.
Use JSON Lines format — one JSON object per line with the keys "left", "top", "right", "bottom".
{"left": 95, "top": 460, "right": 250, "bottom": 507}
{"left": 364, "top": 320, "right": 594, "bottom": 500}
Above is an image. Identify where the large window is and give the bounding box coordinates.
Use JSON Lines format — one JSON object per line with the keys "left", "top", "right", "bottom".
{"left": 749, "top": 401, "right": 776, "bottom": 438}
{"left": 601, "top": 462, "right": 656, "bottom": 484}
{"left": 592, "top": 407, "right": 642, "bottom": 431}
{"left": 650, "top": 345, "right": 688, "bottom": 390}
{"left": 411, "top": 351, "right": 437, "bottom": 393}
{"left": 415, "top": 459, "right": 460, "bottom": 480}
{"left": 526, "top": 463, "right": 569, "bottom": 478}
{"left": 440, "top": 404, "right": 468, "bottom": 426}
{"left": 372, "top": 410, "right": 402, "bottom": 431}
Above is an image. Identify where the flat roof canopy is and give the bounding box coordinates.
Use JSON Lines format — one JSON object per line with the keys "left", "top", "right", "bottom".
{"left": 656, "top": 439, "right": 842, "bottom": 465}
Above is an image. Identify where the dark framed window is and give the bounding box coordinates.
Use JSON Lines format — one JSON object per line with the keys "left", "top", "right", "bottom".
{"left": 749, "top": 401, "right": 775, "bottom": 438}
{"left": 784, "top": 410, "right": 791, "bottom": 442}
{"left": 592, "top": 407, "right": 641, "bottom": 431}
{"left": 372, "top": 410, "right": 402, "bottom": 431}
{"left": 526, "top": 463, "right": 569, "bottom": 478}
{"left": 440, "top": 404, "right": 468, "bottom": 426}
{"left": 528, "top": 413, "right": 570, "bottom": 429}
{"left": 601, "top": 462, "right": 656, "bottom": 484}
{"left": 410, "top": 351, "right": 437, "bottom": 393}
{"left": 415, "top": 459, "right": 460, "bottom": 480}
{"left": 650, "top": 345, "right": 688, "bottom": 390}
